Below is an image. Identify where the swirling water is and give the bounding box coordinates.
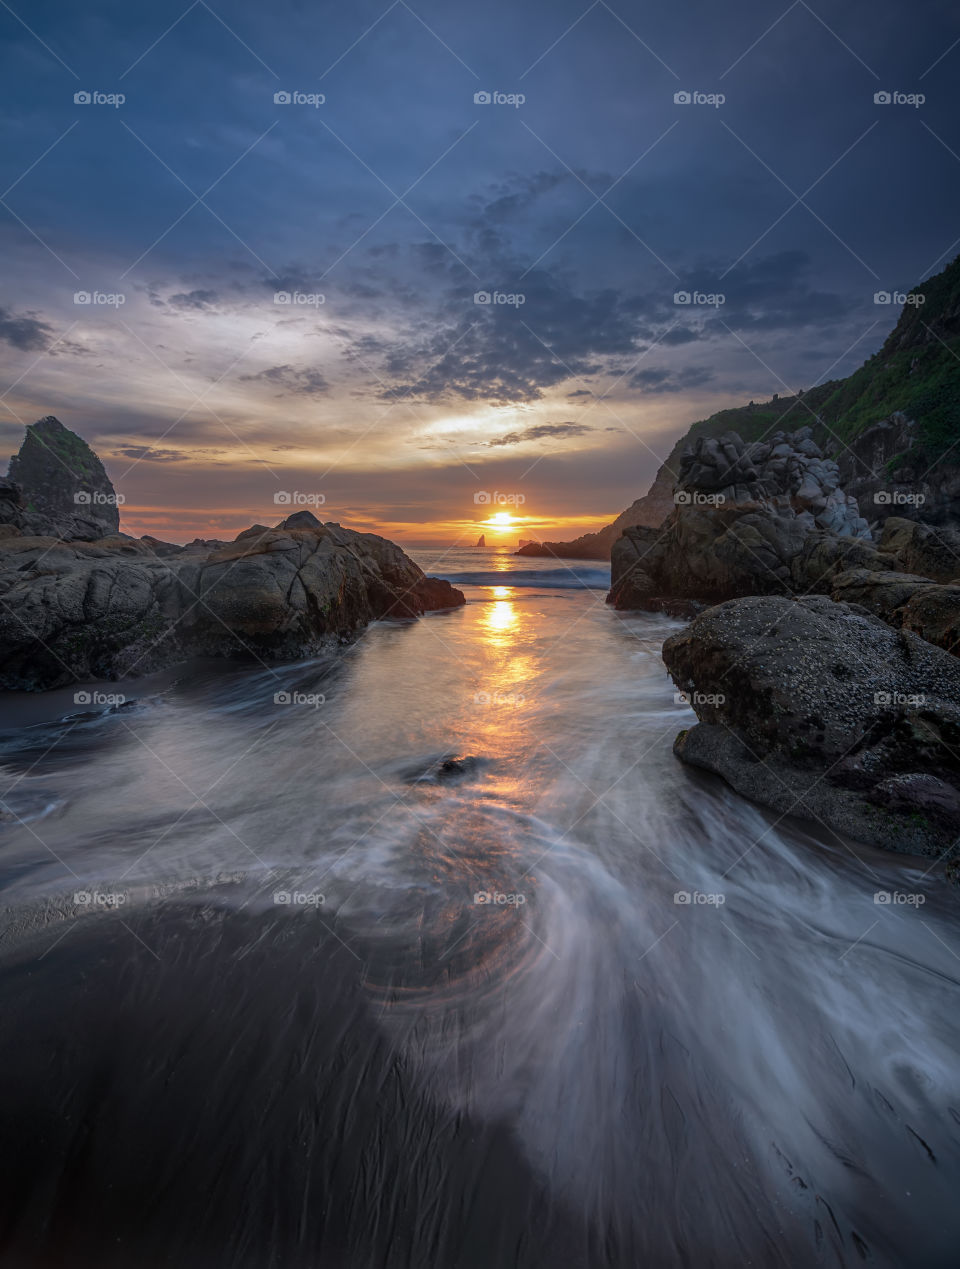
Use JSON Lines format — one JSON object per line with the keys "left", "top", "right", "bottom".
{"left": 0, "top": 546, "right": 958, "bottom": 1268}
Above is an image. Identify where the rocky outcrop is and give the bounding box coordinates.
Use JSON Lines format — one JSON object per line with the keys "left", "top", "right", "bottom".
{"left": 608, "top": 427, "right": 879, "bottom": 609}
{"left": 662, "top": 595, "right": 960, "bottom": 860}
{"left": 0, "top": 511, "right": 464, "bottom": 691}
{"left": 7, "top": 416, "right": 120, "bottom": 540}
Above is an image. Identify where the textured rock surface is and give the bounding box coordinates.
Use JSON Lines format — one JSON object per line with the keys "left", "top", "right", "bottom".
{"left": 0, "top": 513, "right": 464, "bottom": 690}
{"left": 7, "top": 416, "right": 120, "bottom": 540}
{"left": 608, "top": 427, "right": 879, "bottom": 609}
{"left": 662, "top": 595, "right": 960, "bottom": 860}
{"left": 878, "top": 516, "right": 960, "bottom": 582}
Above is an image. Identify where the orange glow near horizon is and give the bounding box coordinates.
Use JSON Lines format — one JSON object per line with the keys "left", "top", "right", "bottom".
{"left": 114, "top": 504, "right": 613, "bottom": 547}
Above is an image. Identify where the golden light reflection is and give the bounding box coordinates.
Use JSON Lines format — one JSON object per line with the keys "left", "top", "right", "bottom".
{"left": 486, "top": 598, "right": 517, "bottom": 634}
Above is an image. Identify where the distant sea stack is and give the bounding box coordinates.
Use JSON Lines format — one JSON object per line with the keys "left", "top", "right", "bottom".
{"left": 475, "top": 534, "right": 485, "bottom": 547}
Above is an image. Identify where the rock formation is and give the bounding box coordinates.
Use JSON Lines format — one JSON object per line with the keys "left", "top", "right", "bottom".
{"left": 6, "top": 416, "right": 120, "bottom": 540}
{"left": 609, "top": 426, "right": 876, "bottom": 610}
{"left": 663, "top": 595, "right": 960, "bottom": 860}
{"left": 0, "top": 420, "right": 465, "bottom": 690}
{"left": 0, "top": 511, "right": 465, "bottom": 690}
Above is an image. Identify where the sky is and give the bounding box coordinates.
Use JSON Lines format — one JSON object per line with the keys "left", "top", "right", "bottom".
{"left": 1, "top": 0, "right": 959, "bottom": 545}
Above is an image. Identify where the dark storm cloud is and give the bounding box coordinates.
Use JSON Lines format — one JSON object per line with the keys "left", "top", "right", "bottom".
{"left": 487, "top": 421, "right": 594, "bottom": 447}
{"left": 0, "top": 307, "right": 53, "bottom": 352}
{"left": 239, "top": 365, "right": 329, "bottom": 397}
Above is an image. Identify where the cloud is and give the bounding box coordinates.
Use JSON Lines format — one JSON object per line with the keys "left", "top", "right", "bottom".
{"left": 0, "top": 306, "right": 53, "bottom": 351}
{"left": 630, "top": 366, "right": 715, "bottom": 394}
{"left": 112, "top": 446, "right": 192, "bottom": 462}
{"left": 239, "top": 364, "right": 329, "bottom": 396}
{"left": 487, "top": 421, "right": 594, "bottom": 447}
{"left": 167, "top": 289, "right": 220, "bottom": 311}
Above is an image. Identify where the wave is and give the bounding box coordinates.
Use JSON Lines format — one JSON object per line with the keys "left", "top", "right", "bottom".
{"left": 436, "top": 566, "right": 610, "bottom": 590}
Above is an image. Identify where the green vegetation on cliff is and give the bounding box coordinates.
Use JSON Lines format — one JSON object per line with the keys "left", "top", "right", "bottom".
{"left": 679, "top": 255, "right": 960, "bottom": 466}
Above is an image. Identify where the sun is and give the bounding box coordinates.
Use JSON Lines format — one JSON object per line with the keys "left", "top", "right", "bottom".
{"left": 489, "top": 511, "right": 513, "bottom": 526}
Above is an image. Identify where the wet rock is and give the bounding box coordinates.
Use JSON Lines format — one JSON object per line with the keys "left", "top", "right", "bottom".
{"left": 0, "top": 520, "right": 465, "bottom": 691}
{"left": 662, "top": 594, "right": 960, "bottom": 861}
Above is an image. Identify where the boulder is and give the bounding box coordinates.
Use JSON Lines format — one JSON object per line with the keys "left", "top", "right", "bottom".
{"left": 7, "top": 416, "right": 120, "bottom": 540}
{"left": 0, "top": 520, "right": 465, "bottom": 691}
{"left": 662, "top": 595, "right": 960, "bottom": 860}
